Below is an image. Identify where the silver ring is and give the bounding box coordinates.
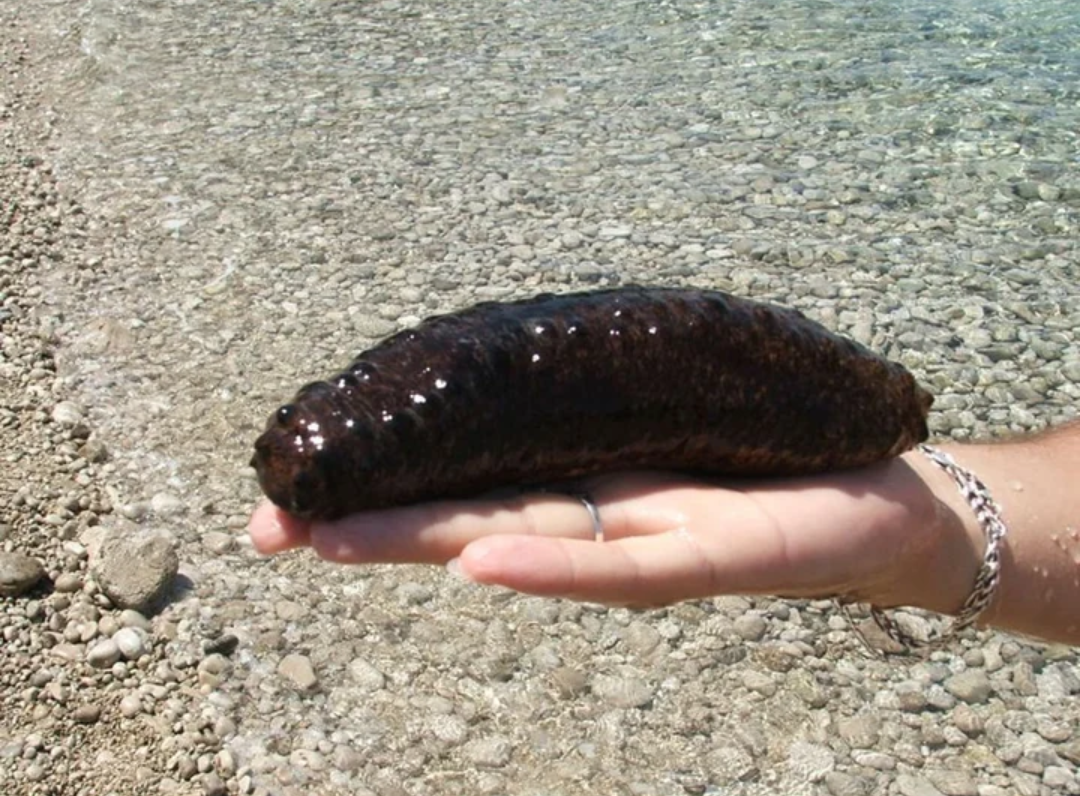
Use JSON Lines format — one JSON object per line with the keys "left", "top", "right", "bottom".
{"left": 578, "top": 494, "right": 604, "bottom": 543}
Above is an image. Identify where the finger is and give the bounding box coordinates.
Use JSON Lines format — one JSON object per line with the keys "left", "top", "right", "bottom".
{"left": 456, "top": 530, "right": 733, "bottom": 606}
{"left": 455, "top": 486, "right": 853, "bottom": 605}
{"left": 248, "top": 500, "right": 312, "bottom": 554}
{"left": 307, "top": 490, "right": 604, "bottom": 565}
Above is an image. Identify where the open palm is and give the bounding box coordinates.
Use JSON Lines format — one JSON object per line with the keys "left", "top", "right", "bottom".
{"left": 247, "top": 454, "right": 974, "bottom": 614}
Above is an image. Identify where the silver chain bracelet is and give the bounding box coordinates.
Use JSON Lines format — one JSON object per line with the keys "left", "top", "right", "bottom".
{"left": 839, "top": 443, "right": 1009, "bottom": 655}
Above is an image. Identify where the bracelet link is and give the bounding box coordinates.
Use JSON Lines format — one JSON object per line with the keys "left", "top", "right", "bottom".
{"left": 839, "top": 443, "right": 1009, "bottom": 655}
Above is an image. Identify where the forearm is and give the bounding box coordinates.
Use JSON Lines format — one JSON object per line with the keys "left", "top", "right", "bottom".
{"left": 907, "top": 420, "right": 1080, "bottom": 646}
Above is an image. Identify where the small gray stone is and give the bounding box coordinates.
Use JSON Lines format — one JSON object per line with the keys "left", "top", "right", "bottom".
{"left": 113, "top": 627, "right": 151, "bottom": 660}
{"left": 705, "top": 745, "right": 756, "bottom": 784}
{"left": 395, "top": 582, "right": 433, "bottom": 605}
{"left": 926, "top": 769, "right": 979, "bottom": 796}
{"left": 896, "top": 775, "right": 945, "bottom": 796}
{"left": 51, "top": 401, "right": 84, "bottom": 426}
{"left": 591, "top": 672, "right": 656, "bottom": 708}
{"left": 787, "top": 742, "right": 834, "bottom": 780}
{"left": 1043, "top": 767, "right": 1076, "bottom": 789}
{"left": 119, "top": 693, "right": 142, "bottom": 718}
{"left": 895, "top": 681, "right": 929, "bottom": 712}
{"left": 150, "top": 492, "right": 185, "bottom": 517}
{"left": 733, "top": 614, "right": 767, "bottom": 642}
{"left": 944, "top": 670, "right": 992, "bottom": 704}
{"left": 852, "top": 751, "right": 896, "bottom": 770}
{"left": 278, "top": 653, "right": 318, "bottom": 691}
{"left": 332, "top": 745, "right": 364, "bottom": 773}
{"left": 119, "top": 609, "right": 152, "bottom": 631}
{"left": 951, "top": 704, "right": 984, "bottom": 736}
{"left": 87, "top": 638, "right": 122, "bottom": 668}
{"left": 462, "top": 735, "right": 512, "bottom": 768}
{"left": 0, "top": 552, "right": 46, "bottom": 596}
{"left": 73, "top": 703, "right": 102, "bottom": 724}
{"left": 202, "top": 773, "right": 227, "bottom": 796}
{"left": 53, "top": 572, "right": 83, "bottom": 593}
{"left": 202, "top": 531, "right": 235, "bottom": 554}
{"left": 90, "top": 529, "right": 178, "bottom": 612}
{"left": 824, "top": 771, "right": 869, "bottom": 796}
{"left": 741, "top": 670, "right": 776, "bottom": 697}
{"left": 837, "top": 714, "right": 881, "bottom": 748}
{"left": 348, "top": 658, "right": 386, "bottom": 692}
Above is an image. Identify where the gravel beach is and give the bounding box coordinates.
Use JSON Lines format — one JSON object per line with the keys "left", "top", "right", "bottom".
{"left": 2, "top": 1, "right": 1079, "bottom": 795}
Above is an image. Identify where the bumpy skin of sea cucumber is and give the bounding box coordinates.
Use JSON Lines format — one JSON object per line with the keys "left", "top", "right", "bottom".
{"left": 251, "top": 285, "right": 933, "bottom": 521}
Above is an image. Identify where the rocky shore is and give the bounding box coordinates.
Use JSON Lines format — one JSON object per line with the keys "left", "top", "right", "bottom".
{"left": 2, "top": 1, "right": 1079, "bottom": 795}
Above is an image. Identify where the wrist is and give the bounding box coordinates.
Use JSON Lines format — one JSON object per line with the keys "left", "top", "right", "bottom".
{"left": 881, "top": 447, "right": 989, "bottom": 618}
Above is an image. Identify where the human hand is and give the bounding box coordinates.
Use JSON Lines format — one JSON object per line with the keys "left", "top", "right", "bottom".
{"left": 247, "top": 452, "right": 983, "bottom": 616}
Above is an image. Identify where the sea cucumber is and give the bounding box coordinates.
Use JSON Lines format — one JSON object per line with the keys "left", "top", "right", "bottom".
{"left": 251, "top": 285, "right": 933, "bottom": 520}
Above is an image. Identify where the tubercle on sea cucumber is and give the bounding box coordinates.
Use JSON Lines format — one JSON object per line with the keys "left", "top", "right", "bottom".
{"left": 251, "top": 285, "right": 933, "bottom": 521}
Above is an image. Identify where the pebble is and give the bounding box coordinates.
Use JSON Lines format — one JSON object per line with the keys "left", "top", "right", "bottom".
{"left": 150, "top": 492, "right": 186, "bottom": 517}
{"left": 837, "top": 714, "right": 881, "bottom": 748}
{"left": 944, "top": 671, "right": 993, "bottom": 704}
{"left": 90, "top": 529, "right": 178, "bottom": 611}
{"left": 203, "top": 773, "right": 227, "bottom": 796}
{"left": 113, "top": 627, "right": 151, "bottom": 659}
{"left": 53, "top": 572, "right": 82, "bottom": 593}
{"left": 927, "top": 769, "right": 979, "bottom": 796}
{"left": 896, "top": 775, "right": 946, "bottom": 796}
{"left": 348, "top": 658, "right": 386, "bottom": 692}
{"left": 87, "top": 638, "right": 122, "bottom": 668}
{"left": 590, "top": 672, "right": 656, "bottom": 708}
{"left": 119, "top": 693, "right": 143, "bottom": 718}
{"left": 202, "top": 531, "right": 235, "bottom": 554}
{"left": 463, "top": 736, "right": 513, "bottom": 768}
{"left": 0, "top": 552, "right": 46, "bottom": 596}
{"left": 73, "top": 704, "right": 102, "bottom": 724}
{"left": 278, "top": 654, "right": 318, "bottom": 691}
{"left": 50, "top": 401, "right": 84, "bottom": 426}
{"left": 733, "top": 614, "right": 768, "bottom": 641}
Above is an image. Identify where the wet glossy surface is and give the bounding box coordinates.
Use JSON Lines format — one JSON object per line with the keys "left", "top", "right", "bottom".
{"left": 252, "top": 285, "right": 933, "bottom": 520}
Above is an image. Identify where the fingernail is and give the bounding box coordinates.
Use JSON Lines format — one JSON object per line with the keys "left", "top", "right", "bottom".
{"left": 446, "top": 557, "right": 466, "bottom": 579}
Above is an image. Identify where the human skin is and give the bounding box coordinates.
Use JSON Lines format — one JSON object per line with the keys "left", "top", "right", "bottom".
{"left": 247, "top": 420, "right": 1080, "bottom": 647}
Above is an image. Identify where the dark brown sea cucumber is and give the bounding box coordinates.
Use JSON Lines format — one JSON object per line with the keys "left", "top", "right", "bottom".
{"left": 251, "top": 285, "right": 933, "bottom": 521}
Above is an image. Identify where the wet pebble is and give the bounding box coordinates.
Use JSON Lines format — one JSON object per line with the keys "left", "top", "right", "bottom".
{"left": 944, "top": 670, "right": 992, "bottom": 704}
{"left": 590, "top": 671, "right": 656, "bottom": 708}
{"left": 278, "top": 654, "right": 318, "bottom": 691}
{"left": 50, "top": 401, "right": 84, "bottom": 426}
